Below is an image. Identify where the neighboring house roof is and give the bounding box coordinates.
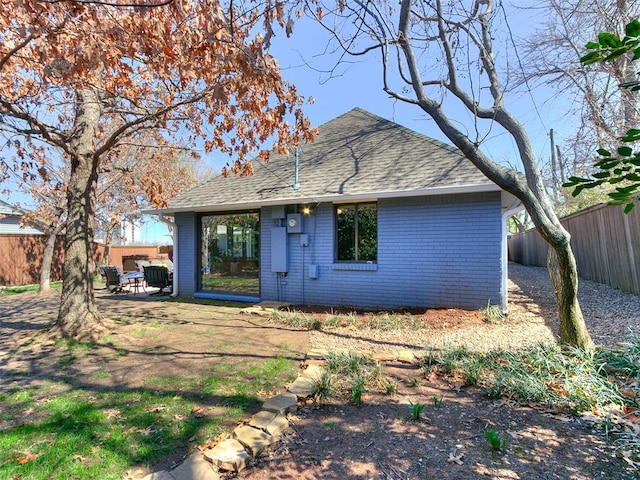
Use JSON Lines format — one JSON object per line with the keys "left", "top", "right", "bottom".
{"left": 0, "top": 199, "right": 46, "bottom": 235}
{"left": 158, "top": 108, "right": 505, "bottom": 214}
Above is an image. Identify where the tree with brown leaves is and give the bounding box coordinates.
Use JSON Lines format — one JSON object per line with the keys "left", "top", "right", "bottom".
{"left": 0, "top": 0, "right": 314, "bottom": 339}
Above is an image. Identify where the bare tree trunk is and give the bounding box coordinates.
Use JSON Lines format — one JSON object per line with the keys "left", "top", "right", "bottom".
{"left": 52, "top": 88, "right": 104, "bottom": 340}
{"left": 38, "top": 221, "right": 65, "bottom": 294}
{"left": 102, "top": 219, "right": 119, "bottom": 265}
{"left": 392, "top": 0, "right": 594, "bottom": 350}
{"left": 547, "top": 242, "right": 592, "bottom": 349}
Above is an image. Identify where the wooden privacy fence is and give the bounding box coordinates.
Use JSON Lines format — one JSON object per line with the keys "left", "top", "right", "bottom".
{"left": 0, "top": 234, "right": 105, "bottom": 286}
{"left": 508, "top": 204, "right": 640, "bottom": 295}
{"left": 105, "top": 245, "right": 163, "bottom": 271}
{"left": 0, "top": 236, "right": 173, "bottom": 286}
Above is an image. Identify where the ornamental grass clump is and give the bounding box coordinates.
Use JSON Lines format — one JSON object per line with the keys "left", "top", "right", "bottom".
{"left": 318, "top": 352, "right": 393, "bottom": 402}
{"left": 420, "top": 343, "right": 626, "bottom": 414}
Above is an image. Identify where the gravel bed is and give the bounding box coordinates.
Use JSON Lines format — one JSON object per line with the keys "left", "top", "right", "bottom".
{"left": 309, "top": 262, "right": 640, "bottom": 353}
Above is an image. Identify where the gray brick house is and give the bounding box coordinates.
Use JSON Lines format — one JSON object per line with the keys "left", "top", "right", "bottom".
{"left": 152, "top": 108, "right": 521, "bottom": 310}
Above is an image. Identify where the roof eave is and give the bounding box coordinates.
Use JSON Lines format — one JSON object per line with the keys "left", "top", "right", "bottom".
{"left": 146, "top": 182, "right": 502, "bottom": 216}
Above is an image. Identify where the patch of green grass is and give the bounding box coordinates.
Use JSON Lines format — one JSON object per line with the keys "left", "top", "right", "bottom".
{"left": 4, "top": 369, "right": 32, "bottom": 377}
{"left": 599, "top": 339, "right": 640, "bottom": 381}
{"left": 0, "top": 355, "right": 298, "bottom": 480}
{"left": 0, "top": 281, "right": 63, "bottom": 295}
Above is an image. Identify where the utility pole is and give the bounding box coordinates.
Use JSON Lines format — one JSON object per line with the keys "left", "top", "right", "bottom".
{"left": 550, "top": 129, "right": 559, "bottom": 198}
{"left": 556, "top": 144, "right": 566, "bottom": 185}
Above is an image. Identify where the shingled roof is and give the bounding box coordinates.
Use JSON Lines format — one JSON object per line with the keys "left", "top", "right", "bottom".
{"left": 160, "top": 108, "right": 499, "bottom": 213}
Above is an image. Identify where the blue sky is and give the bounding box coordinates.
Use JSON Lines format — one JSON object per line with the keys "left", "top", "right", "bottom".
{"left": 264, "top": 5, "right": 574, "bottom": 173}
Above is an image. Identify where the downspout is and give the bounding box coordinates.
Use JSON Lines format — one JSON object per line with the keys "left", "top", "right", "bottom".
{"left": 159, "top": 213, "right": 178, "bottom": 297}
{"left": 501, "top": 205, "right": 523, "bottom": 312}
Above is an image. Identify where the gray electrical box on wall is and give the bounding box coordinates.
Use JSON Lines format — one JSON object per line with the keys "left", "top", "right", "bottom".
{"left": 286, "top": 213, "right": 302, "bottom": 233}
{"left": 271, "top": 205, "right": 286, "bottom": 219}
{"left": 271, "top": 227, "right": 288, "bottom": 272}
{"left": 308, "top": 264, "right": 319, "bottom": 279}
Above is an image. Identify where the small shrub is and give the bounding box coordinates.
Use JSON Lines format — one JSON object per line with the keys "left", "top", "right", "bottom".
{"left": 270, "top": 311, "right": 320, "bottom": 330}
{"left": 323, "top": 315, "right": 342, "bottom": 329}
{"left": 342, "top": 312, "right": 358, "bottom": 328}
{"left": 480, "top": 301, "right": 505, "bottom": 323}
{"left": 326, "top": 351, "right": 371, "bottom": 375}
{"left": 364, "top": 313, "right": 402, "bottom": 331}
{"left": 384, "top": 381, "right": 397, "bottom": 395}
{"left": 485, "top": 429, "right": 504, "bottom": 451}
{"left": 314, "top": 372, "right": 334, "bottom": 402}
{"left": 409, "top": 401, "right": 425, "bottom": 420}
{"left": 350, "top": 376, "right": 367, "bottom": 405}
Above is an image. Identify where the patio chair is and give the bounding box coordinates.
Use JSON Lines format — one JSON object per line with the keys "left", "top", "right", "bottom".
{"left": 103, "top": 265, "right": 129, "bottom": 294}
{"left": 143, "top": 265, "right": 172, "bottom": 295}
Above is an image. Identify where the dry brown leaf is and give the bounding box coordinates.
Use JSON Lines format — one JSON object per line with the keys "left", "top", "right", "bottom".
{"left": 447, "top": 449, "right": 464, "bottom": 465}
{"left": 16, "top": 453, "right": 39, "bottom": 465}
{"left": 448, "top": 381, "right": 464, "bottom": 393}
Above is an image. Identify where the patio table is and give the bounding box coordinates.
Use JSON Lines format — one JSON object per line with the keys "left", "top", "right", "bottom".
{"left": 124, "top": 271, "right": 146, "bottom": 294}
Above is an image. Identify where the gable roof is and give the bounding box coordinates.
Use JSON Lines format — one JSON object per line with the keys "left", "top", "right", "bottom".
{"left": 160, "top": 108, "right": 500, "bottom": 213}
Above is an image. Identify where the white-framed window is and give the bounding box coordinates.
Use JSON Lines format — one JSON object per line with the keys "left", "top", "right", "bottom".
{"left": 335, "top": 203, "right": 377, "bottom": 262}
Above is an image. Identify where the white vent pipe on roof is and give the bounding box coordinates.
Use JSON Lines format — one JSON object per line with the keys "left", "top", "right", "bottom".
{"left": 292, "top": 147, "right": 300, "bottom": 190}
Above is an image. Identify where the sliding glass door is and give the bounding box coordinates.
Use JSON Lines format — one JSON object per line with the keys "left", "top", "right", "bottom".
{"left": 200, "top": 212, "right": 259, "bottom": 296}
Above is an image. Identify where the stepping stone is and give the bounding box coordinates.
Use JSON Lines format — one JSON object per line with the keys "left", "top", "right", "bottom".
{"left": 141, "top": 471, "right": 174, "bottom": 480}
{"left": 371, "top": 351, "right": 399, "bottom": 363}
{"left": 170, "top": 453, "right": 219, "bottom": 480}
{"left": 249, "top": 411, "right": 289, "bottom": 437}
{"left": 263, "top": 392, "right": 298, "bottom": 415}
{"left": 233, "top": 425, "right": 273, "bottom": 456}
{"left": 412, "top": 350, "right": 430, "bottom": 361}
{"left": 306, "top": 349, "right": 330, "bottom": 360}
{"left": 203, "top": 438, "right": 250, "bottom": 472}
{"left": 288, "top": 376, "right": 318, "bottom": 398}
{"left": 398, "top": 350, "right": 417, "bottom": 364}
{"left": 300, "top": 364, "right": 325, "bottom": 380}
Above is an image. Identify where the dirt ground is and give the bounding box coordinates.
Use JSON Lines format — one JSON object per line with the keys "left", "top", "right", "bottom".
{"left": 232, "top": 369, "right": 633, "bottom": 480}
{"left": 0, "top": 272, "right": 638, "bottom": 479}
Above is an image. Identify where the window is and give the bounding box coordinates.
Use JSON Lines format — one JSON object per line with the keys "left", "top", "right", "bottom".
{"left": 335, "top": 203, "right": 377, "bottom": 262}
